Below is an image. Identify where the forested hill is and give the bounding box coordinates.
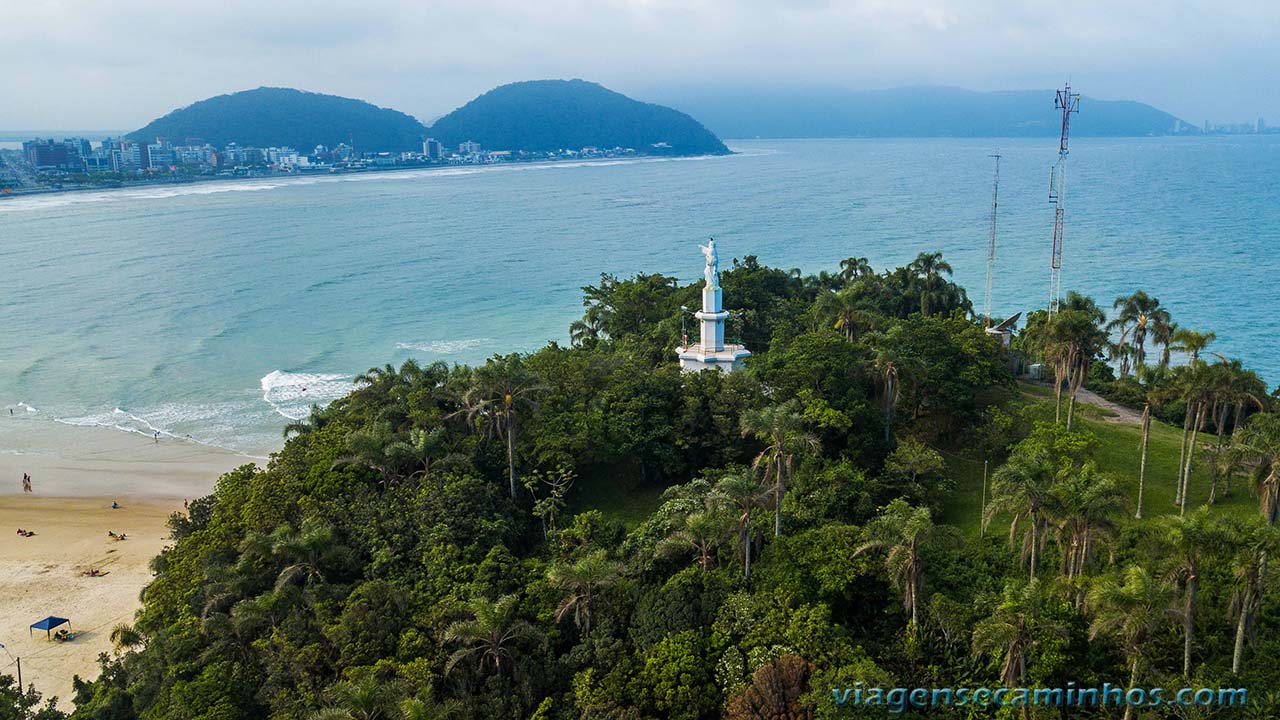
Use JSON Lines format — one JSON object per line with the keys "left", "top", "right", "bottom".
{"left": 128, "top": 87, "right": 428, "bottom": 152}
{"left": 128, "top": 81, "right": 730, "bottom": 156}
{"left": 651, "top": 85, "right": 1194, "bottom": 138}
{"left": 50, "top": 253, "right": 1280, "bottom": 719}
{"left": 428, "top": 80, "right": 730, "bottom": 155}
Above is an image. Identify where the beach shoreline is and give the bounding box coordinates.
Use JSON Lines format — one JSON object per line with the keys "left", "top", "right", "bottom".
{"left": 0, "top": 150, "right": 733, "bottom": 206}
{"left": 0, "top": 421, "right": 251, "bottom": 708}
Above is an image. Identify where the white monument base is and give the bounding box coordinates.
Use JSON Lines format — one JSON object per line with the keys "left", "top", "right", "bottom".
{"left": 676, "top": 343, "right": 751, "bottom": 373}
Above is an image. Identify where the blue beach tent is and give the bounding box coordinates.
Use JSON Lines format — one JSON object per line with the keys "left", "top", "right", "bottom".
{"left": 30, "top": 616, "right": 70, "bottom": 639}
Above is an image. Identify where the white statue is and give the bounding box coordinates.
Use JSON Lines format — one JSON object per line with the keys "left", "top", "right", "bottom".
{"left": 699, "top": 238, "right": 719, "bottom": 288}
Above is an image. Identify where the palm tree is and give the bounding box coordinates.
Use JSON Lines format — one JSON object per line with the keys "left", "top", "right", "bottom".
{"left": 1156, "top": 509, "right": 1232, "bottom": 677}
{"left": 461, "top": 356, "right": 546, "bottom": 498}
{"left": 1173, "top": 362, "right": 1213, "bottom": 513}
{"left": 569, "top": 306, "right": 606, "bottom": 347}
{"left": 1206, "top": 359, "right": 1267, "bottom": 455}
{"left": 443, "top": 594, "right": 539, "bottom": 677}
{"left": 333, "top": 421, "right": 409, "bottom": 485}
{"left": 655, "top": 480, "right": 735, "bottom": 571}
{"left": 283, "top": 404, "right": 330, "bottom": 438}
{"left": 1235, "top": 412, "right": 1280, "bottom": 526}
{"left": 109, "top": 623, "right": 143, "bottom": 652}
{"left": 971, "top": 579, "right": 1064, "bottom": 707}
{"left": 1152, "top": 319, "right": 1178, "bottom": 368}
{"left": 984, "top": 446, "right": 1057, "bottom": 581}
{"left": 1088, "top": 565, "right": 1182, "bottom": 720}
{"left": 1203, "top": 444, "right": 1242, "bottom": 505}
{"left": 1133, "top": 364, "right": 1170, "bottom": 519}
{"left": 815, "top": 288, "right": 874, "bottom": 342}
{"left": 324, "top": 674, "right": 404, "bottom": 720}
{"left": 270, "top": 517, "right": 336, "bottom": 589}
{"left": 399, "top": 697, "right": 460, "bottom": 720}
{"left": 1050, "top": 294, "right": 1106, "bottom": 429}
{"left": 1050, "top": 463, "right": 1124, "bottom": 581}
{"left": 741, "top": 400, "right": 819, "bottom": 537}
{"left": 1228, "top": 519, "right": 1279, "bottom": 675}
{"left": 868, "top": 330, "right": 918, "bottom": 442}
{"left": 715, "top": 470, "right": 769, "bottom": 580}
{"left": 1111, "top": 291, "right": 1169, "bottom": 369}
{"left": 1105, "top": 317, "right": 1135, "bottom": 378}
{"left": 547, "top": 550, "right": 623, "bottom": 635}
{"left": 854, "top": 499, "right": 937, "bottom": 634}
{"left": 1171, "top": 328, "right": 1216, "bottom": 364}
{"left": 838, "top": 256, "right": 872, "bottom": 284}
{"left": 908, "top": 252, "right": 953, "bottom": 317}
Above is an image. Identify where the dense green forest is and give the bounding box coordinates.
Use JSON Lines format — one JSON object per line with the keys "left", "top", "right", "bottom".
{"left": 15, "top": 254, "right": 1280, "bottom": 719}
{"left": 428, "top": 80, "right": 730, "bottom": 156}
{"left": 128, "top": 88, "right": 428, "bottom": 153}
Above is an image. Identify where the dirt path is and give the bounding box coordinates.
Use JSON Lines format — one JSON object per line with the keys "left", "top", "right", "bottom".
{"left": 1073, "top": 388, "right": 1144, "bottom": 425}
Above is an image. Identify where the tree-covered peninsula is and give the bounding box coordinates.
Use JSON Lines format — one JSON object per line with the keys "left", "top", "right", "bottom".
{"left": 40, "top": 255, "right": 1280, "bottom": 720}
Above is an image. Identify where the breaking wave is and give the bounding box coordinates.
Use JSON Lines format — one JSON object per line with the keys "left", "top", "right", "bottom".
{"left": 260, "top": 370, "right": 355, "bottom": 420}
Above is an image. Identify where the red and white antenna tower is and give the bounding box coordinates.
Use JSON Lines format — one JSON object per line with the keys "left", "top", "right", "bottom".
{"left": 983, "top": 152, "right": 1001, "bottom": 327}
{"left": 1047, "top": 82, "right": 1080, "bottom": 317}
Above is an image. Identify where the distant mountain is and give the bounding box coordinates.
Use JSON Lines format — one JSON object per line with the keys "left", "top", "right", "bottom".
{"left": 428, "top": 80, "right": 730, "bottom": 155}
{"left": 648, "top": 86, "right": 1195, "bottom": 139}
{"left": 128, "top": 87, "right": 427, "bottom": 152}
{"left": 128, "top": 81, "right": 729, "bottom": 157}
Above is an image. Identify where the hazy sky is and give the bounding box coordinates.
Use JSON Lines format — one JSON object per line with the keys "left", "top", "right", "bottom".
{"left": 2, "top": 0, "right": 1276, "bottom": 130}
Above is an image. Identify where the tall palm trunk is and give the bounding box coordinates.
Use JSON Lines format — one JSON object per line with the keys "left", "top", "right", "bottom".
{"left": 1136, "top": 404, "right": 1151, "bottom": 519}
{"left": 1180, "top": 403, "right": 1206, "bottom": 515}
{"left": 1232, "top": 588, "right": 1251, "bottom": 675}
{"left": 1183, "top": 574, "right": 1197, "bottom": 677}
{"left": 1176, "top": 401, "right": 1196, "bottom": 507}
{"left": 1054, "top": 368, "right": 1065, "bottom": 424}
{"left": 1123, "top": 657, "right": 1140, "bottom": 720}
{"left": 1028, "top": 511, "right": 1040, "bottom": 581}
{"left": 1215, "top": 401, "right": 1229, "bottom": 449}
{"left": 883, "top": 375, "right": 895, "bottom": 442}
{"left": 506, "top": 422, "right": 517, "bottom": 499}
{"left": 743, "top": 518, "right": 752, "bottom": 580}
{"left": 774, "top": 456, "right": 785, "bottom": 538}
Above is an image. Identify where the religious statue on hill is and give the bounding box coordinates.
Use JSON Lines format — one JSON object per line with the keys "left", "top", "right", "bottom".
{"left": 699, "top": 237, "right": 719, "bottom": 288}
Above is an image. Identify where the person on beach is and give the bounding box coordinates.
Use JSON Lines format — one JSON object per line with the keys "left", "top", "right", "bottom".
{"left": 154, "top": 430, "right": 160, "bottom": 443}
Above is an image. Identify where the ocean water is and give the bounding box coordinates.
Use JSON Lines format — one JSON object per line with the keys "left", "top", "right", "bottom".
{"left": 1, "top": 138, "right": 1277, "bottom": 456}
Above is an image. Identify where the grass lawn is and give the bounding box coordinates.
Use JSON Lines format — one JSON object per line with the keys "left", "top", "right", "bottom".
{"left": 941, "top": 383, "right": 1258, "bottom": 535}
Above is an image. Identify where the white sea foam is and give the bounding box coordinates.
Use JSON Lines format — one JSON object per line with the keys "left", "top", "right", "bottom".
{"left": 17, "top": 402, "right": 38, "bottom": 413}
{"left": 395, "top": 338, "right": 493, "bottom": 355}
{"left": 52, "top": 405, "right": 263, "bottom": 457}
{"left": 260, "top": 370, "right": 355, "bottom": 421}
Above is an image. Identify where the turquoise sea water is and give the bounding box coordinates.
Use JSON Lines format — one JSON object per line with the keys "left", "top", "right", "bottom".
{"left": 2, "top": 138, "right": 1277, "bottom": 455}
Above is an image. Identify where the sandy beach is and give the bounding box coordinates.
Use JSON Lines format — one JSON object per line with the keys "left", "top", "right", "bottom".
{"left": 0, "top": 417, "right": 253, "bottom": 707}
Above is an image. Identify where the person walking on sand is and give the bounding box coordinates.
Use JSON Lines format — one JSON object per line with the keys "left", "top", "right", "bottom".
{"left": 154, "top": 430, "right": 160, "bottom": 443}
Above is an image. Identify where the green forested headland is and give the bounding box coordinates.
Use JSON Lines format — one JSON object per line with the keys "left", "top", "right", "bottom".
{"left": 127, "top": 81, "right": 730, "bottom": 157}
{"left": 29, "top": 254, "right": 1280, "bottom": 720}
{"left": 428, "top": 80, "right": 730, "bottom": 156}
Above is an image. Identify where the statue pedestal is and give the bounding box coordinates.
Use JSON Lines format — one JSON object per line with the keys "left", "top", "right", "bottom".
{"left": 676, "top": 281, "right": 749, "bottom": 373}
{"left": 676, "top": 343, "right": 751, "bottom": 373}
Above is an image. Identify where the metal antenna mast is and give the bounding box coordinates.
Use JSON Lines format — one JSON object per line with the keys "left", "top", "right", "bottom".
{"left": 1047, "top": 82, "right": 1080, "bottom": 316}
{"left": 983, "top": 152, "right": 1001, "bottom": 327}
